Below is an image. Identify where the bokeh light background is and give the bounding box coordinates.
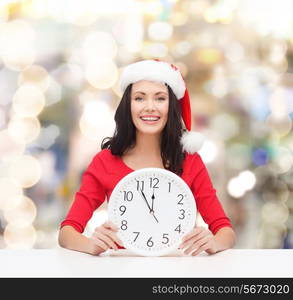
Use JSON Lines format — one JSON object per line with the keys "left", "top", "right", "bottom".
{"left": 0, "top": 0, "right": 292, "bottom": 250}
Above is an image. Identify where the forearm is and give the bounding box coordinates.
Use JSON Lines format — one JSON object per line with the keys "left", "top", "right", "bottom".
{"left": 213, "top": 226, "right": 236, "bottom": 253}
{"left": 58, "top": 225, "right": 99, "bottom": 255}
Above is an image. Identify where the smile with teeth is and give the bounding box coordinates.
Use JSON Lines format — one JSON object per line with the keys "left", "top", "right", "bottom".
{"left": 140, "top": 116, "right": 160, "bottom": 122}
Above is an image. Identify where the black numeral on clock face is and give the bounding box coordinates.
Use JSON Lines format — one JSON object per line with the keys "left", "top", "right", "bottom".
{"left": 150, "top": 177, "right": 159, "bottom": 189}
{"left": 162, "top": 233, "right": 169, "bottom": 244}
{"left": 177, "top": 194, "right": 184, "bottom": 205}
{"left": 136, "top": 180, "right": 145, "bottom": 192}
{"left": 168, "top": 182, "right": 171, "bottom": 193}
{"left": 119, "top": 205, "right": 126, "bottom": 216}
{"left": 147, "top": 237, "right": 154, "bottom": 247}
{"left": 133, "top": 231, "right": 140, "bottom": 242}
{"left": 175, "top": 224, "right": 181, "bottom": 233}
{"left": 123, "top": 191, "right": 133, "bottom": 201}
{"left": 121, "top": 220, "right": 128, "bottom": 230}
{"left": 178, "top": 209, "right": 185, "bottom": 220}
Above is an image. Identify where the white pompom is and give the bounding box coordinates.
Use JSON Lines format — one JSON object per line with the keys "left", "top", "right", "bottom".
{"left": 180, "top": 131, "right": 205, "bottom": 154}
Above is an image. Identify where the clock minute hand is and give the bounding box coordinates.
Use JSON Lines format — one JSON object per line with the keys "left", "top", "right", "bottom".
{"left": 140, "top": 189, "right": 152, "bottom": 211}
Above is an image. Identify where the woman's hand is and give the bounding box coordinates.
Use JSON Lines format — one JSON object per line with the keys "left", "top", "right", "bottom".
{"left": 89, "top": 221, "right": 123, "bottom": 255}
{"left": 178, "top": 226, "right": 218, "bottom": 256}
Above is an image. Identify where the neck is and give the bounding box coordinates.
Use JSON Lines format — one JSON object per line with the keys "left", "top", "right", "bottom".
{"left": 130, "top": 132, "right": 161, "bottom": 157}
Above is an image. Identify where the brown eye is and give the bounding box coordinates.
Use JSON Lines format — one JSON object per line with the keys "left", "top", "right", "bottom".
{"left": 135, "top": 97, "right": 143, "bottom": 101}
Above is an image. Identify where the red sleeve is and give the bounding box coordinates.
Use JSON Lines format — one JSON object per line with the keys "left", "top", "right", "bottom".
{"left": 60, "top": 156, "right": 106, "bottom": 233}
{"left": 191, "top": 154, "right": 232, "bottom": 234}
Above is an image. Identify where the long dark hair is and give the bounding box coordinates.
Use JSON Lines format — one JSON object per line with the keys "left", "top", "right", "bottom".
{"left": 101, "top": 84, "right": 186, "bottom": 175}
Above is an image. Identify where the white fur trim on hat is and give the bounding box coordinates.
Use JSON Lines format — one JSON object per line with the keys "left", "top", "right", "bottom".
{"left": 120, "top": 60, "right": 185, "bottom": 99}
{"left": 180, "top": 131, "right": 205, "bottom": 154}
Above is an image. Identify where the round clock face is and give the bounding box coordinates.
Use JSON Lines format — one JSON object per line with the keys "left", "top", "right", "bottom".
{"left": 108, "top": 168, "right": 196, "bottom": 256}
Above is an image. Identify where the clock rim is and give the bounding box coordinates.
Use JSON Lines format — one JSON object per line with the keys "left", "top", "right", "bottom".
{"left": 108, "top": 167, "right": 197, "bottom": 256}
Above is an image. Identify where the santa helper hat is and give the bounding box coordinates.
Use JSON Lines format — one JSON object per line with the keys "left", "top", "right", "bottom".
{"left": 119, "top": 59, "right": 205, "bottom": 154}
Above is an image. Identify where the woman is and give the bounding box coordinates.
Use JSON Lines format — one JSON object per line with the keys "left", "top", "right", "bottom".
{"left": 58, "top": 59, "right": 236, "bottom": 256}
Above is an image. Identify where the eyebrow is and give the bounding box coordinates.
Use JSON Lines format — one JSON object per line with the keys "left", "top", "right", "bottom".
{"left": 133, "top": 91, "right": 167, "bottom": 95}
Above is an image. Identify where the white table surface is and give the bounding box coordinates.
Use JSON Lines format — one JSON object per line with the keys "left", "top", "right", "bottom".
{"left": 0, "top": 248, "right": 292, "bottom": 278}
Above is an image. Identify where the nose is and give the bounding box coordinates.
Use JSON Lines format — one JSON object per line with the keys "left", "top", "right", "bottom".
{"left": 145, "top": 98, "right": 156, "bottom": 111}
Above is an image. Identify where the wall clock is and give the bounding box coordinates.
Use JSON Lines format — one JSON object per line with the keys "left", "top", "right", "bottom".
{"left": 108, "top": 168, "right": 196, "bottom": 256}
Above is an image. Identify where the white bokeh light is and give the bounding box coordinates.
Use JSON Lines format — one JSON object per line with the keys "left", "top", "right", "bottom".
{"left": 227, "top": 169, "right": 257, "bottom": 198}
{"left": 79, "top": 100, "right": 115, "bottom": 141}
{"left": 45, "top": 77, "right": 62, "bottom": 106}
{"left": 227, "top": 177, "right": 246, "bottom": 198}
{"left": 7, "top": 116, "right": 41, "bottom": 144}
{"left": 148, "top": 21, "right": 173, "bottom": 41}
{"left": 82, "top": 31, "right": 117, "bottom": 61}
{"left": 0, "top": 129, "right": 25, "bottom": 161}
{"left": 4, "top": 195, "right": 37, "bottom": 228}
{"left": 0, "top": 177, "right": 23, "bottom": 211}
{"left": 0, "top": 20, "right": 35, "bottom": 71}
{"left": 238, "top": 170, "right": 257, "bottom": 191}
{"left": 8, "top": 155, "right": 42, "bottom": 188}
{"left": 3, "top": 224, "right": 37, "bottom": 249}
{"left": 18, "top": 65, "right": 50, "bottom": 92}
{"left": 85, "top": 60, "right": 118, "bottom": 89}
{"left": 272, "top": 146, "right": 293, "bottom": 174}
{"left": 12, "top": 84, "right": 45, "bottom": 117}
{"left": 198, "top": 139, "right": 218, "bottom": 163}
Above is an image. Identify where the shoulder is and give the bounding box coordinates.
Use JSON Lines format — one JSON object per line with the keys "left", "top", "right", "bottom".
{"left": 183, "top": 152, "right": 203, "bottom": 165}
{"left": 92, "top": 149, "right": 115, "bottom": 164}
{"left": 182, "top": 151, "right": 206, "bottom": 174}
{"left": 94, "top": 148, "right": 113, "bottom": 159}
{"left": 91, "top": 149, "right": 121, "bottom": 172}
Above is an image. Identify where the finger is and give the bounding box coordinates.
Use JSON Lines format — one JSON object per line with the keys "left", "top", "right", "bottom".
{"left": 99, "top": 227, "right": 123, "bottom": 246}
{"left": 191, "top": 243, "right": 209, "bottom": 256}
{"left": 192, "top": 235, "right": 211, "bottom": 250}
{"left": 103, "top": 221, "right": 119, "bottom": 231}
{"left": 90, "top": 237, "right": 109, "bottom": 251}
{"left": 180, "top": 230, "right": 206, "bottom": 248}
{"left": 93, "top": 231, "right": 118, "bottom": 250}
{"left": 181, "top": 227, "right": 206, "bottom": 243}
{"left": 179, "top": 229, "right": 208, "bottom": 249}
{"left": 94, "top": 222, "right": 118, "bottom": 234}
{"left": 183, "top": 235, "right": 210, "bottom": 255}
{"left": 100, "top": 226, "right": 123, "bottom": 243}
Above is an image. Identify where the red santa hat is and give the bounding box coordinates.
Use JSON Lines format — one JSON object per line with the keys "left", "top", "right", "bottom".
{"left": 119, "top": 59, "right": 205, "bottom": 154}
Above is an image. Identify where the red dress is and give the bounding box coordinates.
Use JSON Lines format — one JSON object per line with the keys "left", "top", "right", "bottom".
{"left": 60, "top": 149, "right": 232, "bottom": 240}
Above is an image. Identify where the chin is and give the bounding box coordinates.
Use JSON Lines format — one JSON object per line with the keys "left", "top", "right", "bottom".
{"left": 137, "top": 127, "right": 163, "bottom": 135}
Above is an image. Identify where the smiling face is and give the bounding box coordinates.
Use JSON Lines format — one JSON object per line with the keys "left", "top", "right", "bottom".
{"left": 130, "top": 80, "right": 169, "bottom": 136}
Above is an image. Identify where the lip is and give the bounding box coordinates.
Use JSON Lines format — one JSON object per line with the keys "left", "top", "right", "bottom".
{"left": 139, "top": 115, "right": 161, "bottom": 124}
{"left": 140, "top": 115, "right": 160, "bottom": 118}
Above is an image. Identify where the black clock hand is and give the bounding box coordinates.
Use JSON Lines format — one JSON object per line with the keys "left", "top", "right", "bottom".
{"left": 151, "top": 189, "right": 155, "bottom": 212}
{"left": 139, "top": 189, "right": 152, "bottom": 211}
{"left": 150, "top": 210, "right": 159, "bottom": 223}
{"left": 139, "top": 189, "right": 159, "bottom": 223}
{"left": 150, "top": 189, "right": 159, "bottom": 223}
{"left": 142, "top": 189, "right": 159, "bottom": 223}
